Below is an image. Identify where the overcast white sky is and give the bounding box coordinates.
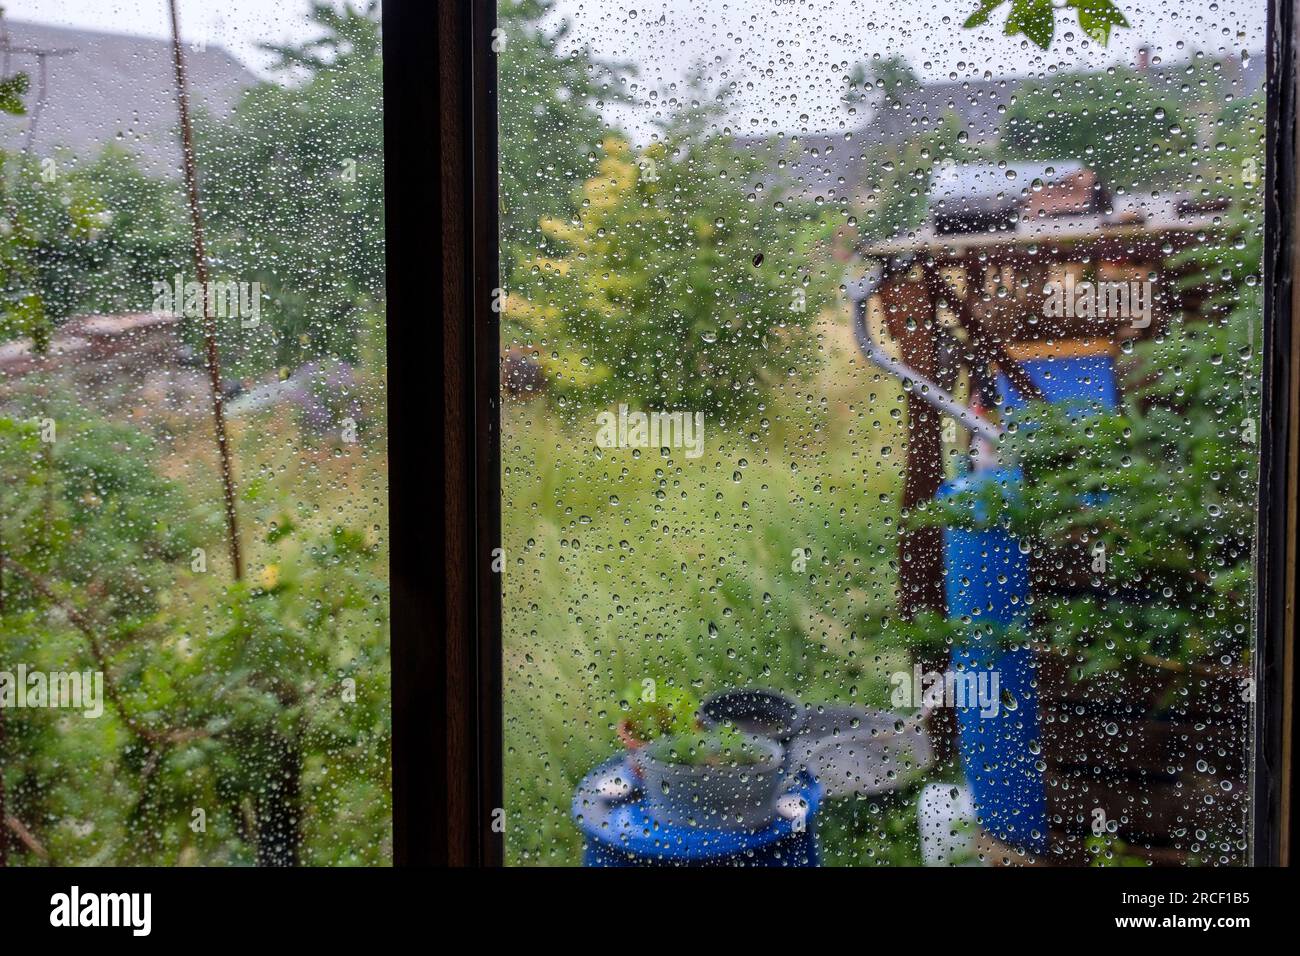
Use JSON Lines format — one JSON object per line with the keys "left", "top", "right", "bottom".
{"left": 3, "top": 0, "right": 1267, "bottom": 136}
{"left": 554, "top": 0, "right": 1266, "bottom": 141}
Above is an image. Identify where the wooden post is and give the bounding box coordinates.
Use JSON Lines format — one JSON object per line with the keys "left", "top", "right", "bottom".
{"left": 167, "top": 0, "right": 243, "bottom": 581}
{"left": 877, "top": 274, "right": 953, "bottom": 763}
{"left": 879, "top": 276, "right": 948, "bottom": 616}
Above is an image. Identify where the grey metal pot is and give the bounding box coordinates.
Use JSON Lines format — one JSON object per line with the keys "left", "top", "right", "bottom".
{"left": 639, "top": 733, "right": 785, "bottom": 831}
{"left": 699, "top": 687, "right": 804, "bottom": 743}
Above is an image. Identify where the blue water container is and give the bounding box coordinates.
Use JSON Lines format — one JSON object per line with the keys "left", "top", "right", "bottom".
{"left": 941, "top": 354, "right": 1120, "bottom": 853}
{"left": 996, "top": 354, "right": 1117, "bottom": 416}
{"left": 573, "top": 756, "right": 823, "bottom": 867}
{"left": 938, "top": 468, "right": 1047, "bottom": 853}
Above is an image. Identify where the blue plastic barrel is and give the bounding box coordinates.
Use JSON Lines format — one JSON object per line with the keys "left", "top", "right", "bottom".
{"left": 938, "top": 468, "right": 1047, "bottom": 853}
{"left": 941, "top": 354, "right": 1120, "bottom": 853}
{"left": 996, "top": 354, "right": 1117, "bottom": 415}
{"left": 573, "top": 756, "right": 822, "bottom": 867}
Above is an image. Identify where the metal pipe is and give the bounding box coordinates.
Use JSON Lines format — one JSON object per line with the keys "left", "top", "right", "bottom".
{"left": 848, "top": 284, "right": 1005, "bottom": 444}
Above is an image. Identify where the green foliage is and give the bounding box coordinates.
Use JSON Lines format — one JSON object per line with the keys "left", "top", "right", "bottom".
{"left": 876, "top": 608, "right": 1027, "bottom": 660}
{"left": 164, "top": 525, "right": 391, "bottom": 864}
{"left": 0, "top": 407, "right": 205, "bottom": 864}
{"left": 1, "top": 94, "right": 188, "bottom": 345}
{"left": 2, "top": 149, "right": 187, "bottom": 335}
{"left": 0, "top": 4, "right": 392, "bottom": 864}
{"left": 0, "top": 71, "right": 28, "bottom": 116}
{"left": 0, "top": 398, "right": 390, "bottom": 864}
{"left": 1086, "top": 834, "right": 1157, "bottom": 866}
{"left": 940, "top": 304, "right": 1260, "bottom": 673}
{"left": 963, "top": 0, "right": 1128, "bottom": 49}
{"left": 841, "top": 57, "right": 920, "bottom": 121}
{"left": 816, "top": 790, "right": 927, "bottom": 866}
{"left": 644, "top": 724, "right": 771, "bottom": 767}
{"left": 3, "top": 3, "right": 388, "bottom": 369}
{"left": 196, "top": 1, "right": 384, "bottom": 372}
{"left": 860, "top": 114, "right": 984, "bottom": 241}
{"left": 508, "top": 91, "right": 834, "bottom": 420}
{"left": 618, "top": 683, "right": 698, "bottom": 743}
{"left": 0, "top": 408, "right": 199, "bottom": 607}
{"left": 1001, "top": 68, "right": 1196, "bottom": 190}
{"left": 1169, "top": 93, "right": 1266, "bottom": 298}
{"left": 497, "top": 0, "right": 629, "bottom": 278}
{"left": 870, "top": 57, "right": 921, "bottom": 96}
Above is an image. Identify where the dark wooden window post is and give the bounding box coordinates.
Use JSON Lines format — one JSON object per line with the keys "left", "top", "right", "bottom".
{"left": 385, "top": 0, "right": 502, "bottom": 867}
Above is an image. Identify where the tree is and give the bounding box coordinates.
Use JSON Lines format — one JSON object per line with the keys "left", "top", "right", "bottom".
{"left": 507, "top": 86, "right": 834, "bottom": 421}
{"left": 859, "top": 112, "right": 982, "bottom": 240}
{"left": 0, "top": 9, "right": 391, "bottom": 864}
{"left": 197, "top": 1, "right": 385, "bottom": 372}
{"left": 1, "top": 148, "right": 187, "bottom": 340}
{"left": 1001, "top": 68, "right": 1196, "bottom": 191}
{"left": 497, "top": 0, "right": 629, "bottom": 277}
{"left": 989, "top": 301, "right": 1258, "bottom": 676}
{"left": 870, "top": 56, "right": 921, "bottom": 98}
{"left": 963, "top": 0, "right": 1128, "bottom": 49}
{"left": 0, "top": 408, "right": 203, "bottom": 864}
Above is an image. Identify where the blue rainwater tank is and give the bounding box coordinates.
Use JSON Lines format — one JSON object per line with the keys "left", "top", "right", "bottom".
{"left": 937, "top": 468, "right": 1046, "bottom": 853}
{"left": 941, "top": 352, "right": 1120, "bottom": 853}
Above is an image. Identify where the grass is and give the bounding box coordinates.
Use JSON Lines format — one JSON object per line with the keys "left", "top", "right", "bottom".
{"left": 500, "top": 314, "right": 948, "bottom": 865}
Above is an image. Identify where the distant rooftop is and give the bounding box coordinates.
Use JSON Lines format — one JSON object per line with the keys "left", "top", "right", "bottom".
{"left": 930, "top": 160, "right": 1087, "bottom": 203}
{"left": 928, "top": 161, "right": 1096, "bottom": 234}
{"left": 0, "top": 19, "right": 257, "bottom": 176}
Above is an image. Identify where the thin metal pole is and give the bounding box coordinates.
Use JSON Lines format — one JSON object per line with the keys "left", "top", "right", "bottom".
{"left": 167, "top": 0, "right": 243, "bottom": 581}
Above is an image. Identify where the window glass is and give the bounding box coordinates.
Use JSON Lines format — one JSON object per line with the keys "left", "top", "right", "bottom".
{"left": 499, "top": 0, "right": 1263, "bottom": 866}
{"left": 0, "top": 1, "right": 389, "bottom": 865}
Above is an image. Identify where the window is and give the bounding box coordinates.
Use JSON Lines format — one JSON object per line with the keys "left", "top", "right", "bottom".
{"left": 493, "top": 0, "right": 1279, "bottom": 867}
{"left": 0, "top": 1, "right": 390, "bottom": 866}
{"left": 2, "top": 0, "right": 1290, "bottom": 875}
